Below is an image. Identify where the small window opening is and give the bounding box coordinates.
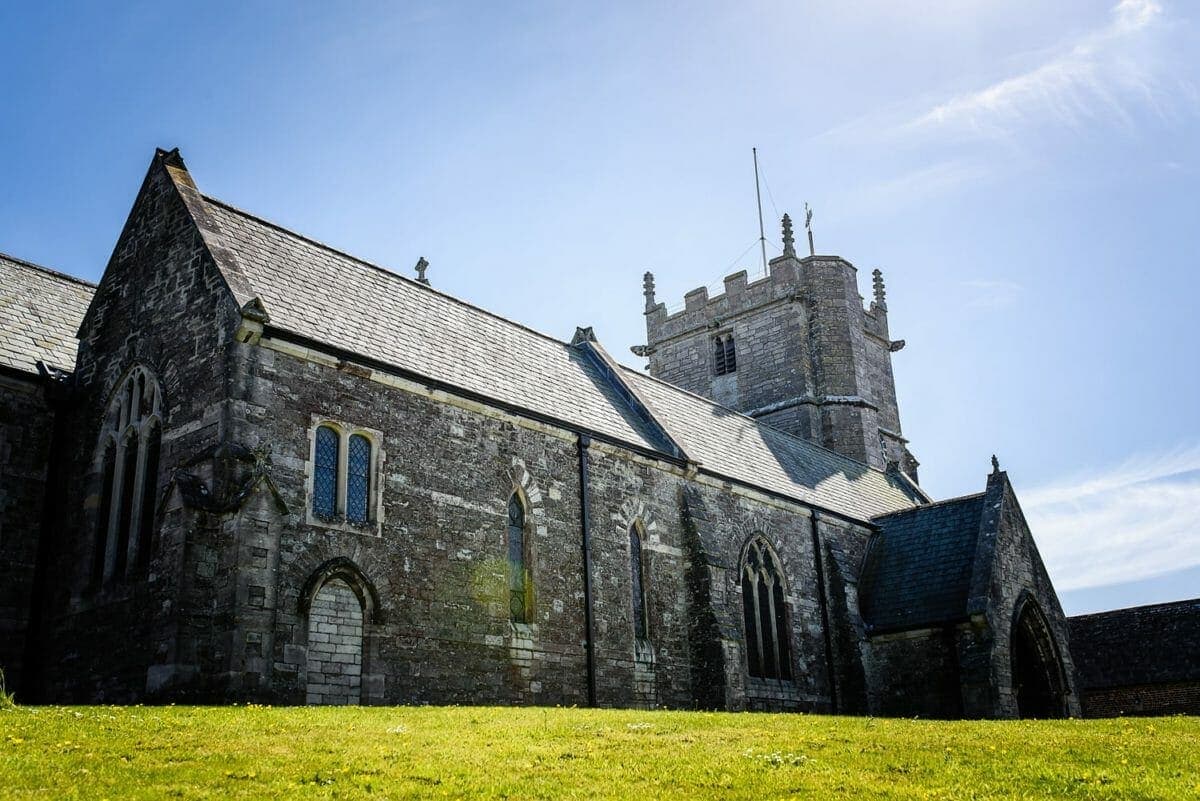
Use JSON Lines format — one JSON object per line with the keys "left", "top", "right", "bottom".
{"left": 507, "top": 493, "right": 532, "bottom": 623}
{"left": 714, "top": 334, "right": 737, "bottom": 376}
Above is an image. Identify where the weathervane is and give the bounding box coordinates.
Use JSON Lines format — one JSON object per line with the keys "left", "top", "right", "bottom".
{"left": 804, "top": 203, "right": 815, "bottom": 256}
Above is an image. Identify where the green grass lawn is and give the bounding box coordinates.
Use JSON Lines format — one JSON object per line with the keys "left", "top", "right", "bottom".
{"left": 0, "top": 704, "right": 1196, "bottom": 799}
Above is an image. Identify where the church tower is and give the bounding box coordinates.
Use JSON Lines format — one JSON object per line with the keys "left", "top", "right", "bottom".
{"left": 638, "top": 214, "right": 919, "bottom": 480}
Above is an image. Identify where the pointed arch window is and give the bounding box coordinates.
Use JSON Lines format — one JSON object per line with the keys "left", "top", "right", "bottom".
{"left": 740, "top": 537, "right": 793, "bottom": 680}
{"left": 630, "top": 523, "right": 649, "bottom": 641}
{"left": 312, "top": 425, "right": 339, "bottom": 519}
{"left": 507, "top": 492, "right": 532, "bottom": 623}
{"left": 714, "top": 334, "right": 736, "bottom": 376}
{"left": 90, "top": 365, "right": 163, "bottom": 586}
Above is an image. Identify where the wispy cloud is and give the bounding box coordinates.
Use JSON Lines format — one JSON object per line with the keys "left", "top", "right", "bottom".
{"left": 961, "top": 279, "right": 1024, "bottom": 310}
{"left": 1023, "top": 443, "right": 1200, "bottom": 591}
{"left": 903, "top": 0, "right": 1169, "bottom": 139}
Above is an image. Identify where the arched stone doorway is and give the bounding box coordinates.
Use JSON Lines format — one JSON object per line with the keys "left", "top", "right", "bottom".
{"left": 1011, "top": 600, "right": 1067, "bottom": 718}
{"left": 305, "top": 578, "right": 364, "bottom": 705}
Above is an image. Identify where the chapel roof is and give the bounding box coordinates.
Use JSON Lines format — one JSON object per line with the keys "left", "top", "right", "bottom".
{"left": 859, "top": 493, "right": 986, "bottom": 632}
{"left": 1068, "top": 598, "right": 1200, "bottom": 688}
{"left": 181, "top": 172, "right": 921, "bottom": 522}
{"left": 0, "top": 252, "right": 95, "bottom": 376}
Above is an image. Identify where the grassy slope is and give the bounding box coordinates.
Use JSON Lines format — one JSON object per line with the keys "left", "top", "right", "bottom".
{"left": 0, "top": 705, "right": 1197, "bottom": 800}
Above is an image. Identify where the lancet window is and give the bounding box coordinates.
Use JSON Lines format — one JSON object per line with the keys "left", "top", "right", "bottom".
{"left": 740, "top": 537, "right": 793, "bottom": 680}
{"left": 91, "top": 365, "right": 163, "bottom": 585}
{"left": 630, "top": 523, "right": 649, "bottom": 640}
{"left": 507, "top": 492, "right": 532, "bottom": 623}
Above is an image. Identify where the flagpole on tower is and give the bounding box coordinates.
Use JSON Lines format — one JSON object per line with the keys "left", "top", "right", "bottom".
{"left": 753, "top": 147, "right": 768, "bottom": 275}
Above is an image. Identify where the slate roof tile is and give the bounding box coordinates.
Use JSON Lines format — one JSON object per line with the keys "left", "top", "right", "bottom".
{"left": 1069, "top": 599, "right": 1200, "bottom": 688}
{"left": 860, "top": 494, "right": 985, "bottom": 631}
{"left": 0, "top": 253, "right": 95, "bottom": 375}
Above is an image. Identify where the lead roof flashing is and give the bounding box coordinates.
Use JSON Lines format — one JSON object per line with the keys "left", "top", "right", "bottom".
{"left": 570, "top": 329, "right": 690, "bottom": 463}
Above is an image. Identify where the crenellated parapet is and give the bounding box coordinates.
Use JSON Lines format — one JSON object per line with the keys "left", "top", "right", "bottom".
{"left": 639, "top": 214, "right": 917, "bottom": 477}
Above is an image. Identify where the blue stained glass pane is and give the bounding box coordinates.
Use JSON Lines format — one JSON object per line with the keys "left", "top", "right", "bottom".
{"left": 347, "top": 434, "right": 371, "bottom": 523}
{"left": 313, "top": 426, "right": 338, "bottom": 518}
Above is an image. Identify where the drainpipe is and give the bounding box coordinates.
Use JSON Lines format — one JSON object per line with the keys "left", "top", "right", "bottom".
{"left": 810, "top": 513, "right": 838, "bottom": 713}
{"left": 577, "top": 435, "right": 597, "bottom": 707}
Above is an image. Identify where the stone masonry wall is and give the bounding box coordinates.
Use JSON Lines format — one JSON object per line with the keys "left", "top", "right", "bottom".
{"left": 646, "top": 259, "right": 811, "bottom": 422}
{"left": 36, "top": 154, "right": 243, "bottom": 702}
{"left": 678, "top": 481, "right": 865, "bottom": 712}
{"left": 0, "top": 372, "right": 55, "bottom": 696}
{"left": 971, "top": 475, "right": 1080, "bottom": 718}
{"left": 864, "top": 626, "right": 965, "bottom": 718}
{"left": 213, "top": 332, "right": 709, "bottom": 707}
{"left": 645, "top": 251, "right": 907, "bottom": 472}
{"left": 1079, "top": 682, "right": 1200, "bottom": 717}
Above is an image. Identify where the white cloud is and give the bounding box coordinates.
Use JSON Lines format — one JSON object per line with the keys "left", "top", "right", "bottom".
{"left": 1022, "top": 443, "right": 1200, "bottom": 591}
{"left": 904, "top": 0, "right": 1169, "bottom": 138}
{"left": 961, "top": 279, "right": 1023, "bottom": 310}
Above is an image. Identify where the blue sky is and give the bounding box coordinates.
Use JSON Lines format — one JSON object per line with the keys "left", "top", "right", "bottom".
{"left": 2, "top": 1, "right": 1196, "bottom": 614}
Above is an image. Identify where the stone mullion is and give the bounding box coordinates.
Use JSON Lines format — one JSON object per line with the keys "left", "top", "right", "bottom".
{"left": 747, "top": 566, "right": 764, "bottom": 673}
{"left": 336, "top": 429, "right": 349, "bottom": 516}
{"left": 102, "top": 437, "right": 129, "bottom": 582}
{"left": 764, "top": 571, "right": 782, "bottom": 680}
{"left": 123, "top": 422, "right": 151, "bottom": 576}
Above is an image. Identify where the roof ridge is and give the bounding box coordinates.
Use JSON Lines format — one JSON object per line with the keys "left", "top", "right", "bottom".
{"left": 620, "top": 363, "right": 905, "bottom": 483}
{"left": 872, "top": 491, "right": 984, "bottom": 518}
{"left": 1070, "top": 597, "right": 1200, "bottom": 619}
{"left": 0, "top": 250, "right": 98, "bottom": 288}
{"left": 200, "top": 194, "right": 583, "bottom": 354}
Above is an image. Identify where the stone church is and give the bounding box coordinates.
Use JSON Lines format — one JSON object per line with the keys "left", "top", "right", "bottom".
{"left": 0, "top": 148, "right": 1085, "bottom": 717}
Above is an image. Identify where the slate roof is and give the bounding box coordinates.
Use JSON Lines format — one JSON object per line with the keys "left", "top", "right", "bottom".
{"left": 0, "top": 252, "right": 95, "bottom": 375}
{"left": 192, "top": 193, "right": 920, "bottom": 522}
{"left": 200, "top": 197, "right": 666, "bottom": 453}
{"left": 1069, "top": 599, "right": 1200, "bottom": 688}
{"left": 859, "top": 494, "right": 985, "bottom": 632}
{"left": 623, "top": 370, "right": 922, "bottom": 519}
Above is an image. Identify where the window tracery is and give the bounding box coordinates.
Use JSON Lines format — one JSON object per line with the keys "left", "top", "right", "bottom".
{"left": 91, "top": 365, "right": 163, "bottom": 585}
{"left": 740, "top": 537, "right": 793, "bottom": 680}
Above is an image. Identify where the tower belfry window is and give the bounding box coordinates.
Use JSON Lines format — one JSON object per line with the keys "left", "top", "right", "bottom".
{"left": 714, "top": 334, "right": 736, "bottom": 376}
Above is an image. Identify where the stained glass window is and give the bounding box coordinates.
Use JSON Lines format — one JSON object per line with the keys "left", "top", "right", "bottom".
{"left": 630, "top": 524, "right": 648, "bottom": 640}
{"left": 741, "top": 538, "right": 792, "bottom": 680}
{"left": 347, "top": 434, "right": 371, "bottom": 523}
{"left": 313, "top": 426, "right": 339, "bottom": 518}
{"left": 507, "top": 493, "right": 529, "bottom": 623}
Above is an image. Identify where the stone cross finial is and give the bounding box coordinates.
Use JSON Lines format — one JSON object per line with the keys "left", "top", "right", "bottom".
{"left": 781, "top": 214, "right": 796, "bottom": 258}
{"left": 872, "top": 269, "right": 887, "bottom": 309}
{"left": 804, "top": 203, "right": 815, "bottom": 256}
{"left": 643, "top": 271, "right": 657, "bottom": 313}
{"left": 415, "top": 257, "right": 430, "bottom": 285}
{"left": 991, "top": 454, "right": 1001, "bottom": 473}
